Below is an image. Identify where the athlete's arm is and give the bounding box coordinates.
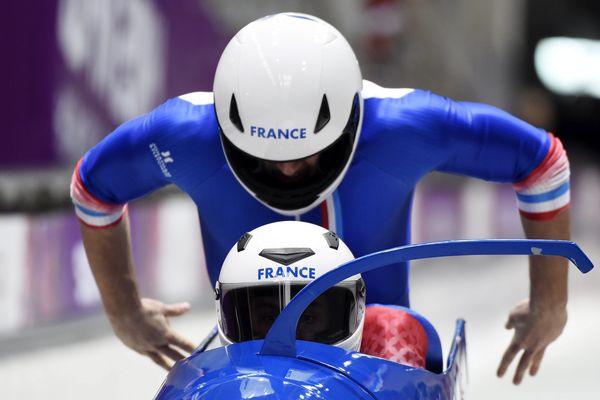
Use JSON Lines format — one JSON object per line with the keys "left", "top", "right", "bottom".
{"left": 427, "top": 94, "right": 571, "bottom": 384}
{"left": 80, "top": 215, "right": 196, "bottom": 369}
{"left": 71, "top": 99, "right": 204, "bottom": 369}
{"left": 496, "top": 134, "right": 570, "bottom": 384}
{"left": 497, "top": 210, "right": 569, "bottom": 384}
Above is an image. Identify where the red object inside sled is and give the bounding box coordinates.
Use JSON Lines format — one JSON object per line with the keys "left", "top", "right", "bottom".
{"left": 360, "top": 305, "right": 429, "bottom": 368}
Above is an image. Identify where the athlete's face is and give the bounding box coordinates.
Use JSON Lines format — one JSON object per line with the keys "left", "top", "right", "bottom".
{"left": 262, "top": 154, "right": 320, "bottom": 184}
{"left": 249, "top": 293, "right": 330, "bottom": 340}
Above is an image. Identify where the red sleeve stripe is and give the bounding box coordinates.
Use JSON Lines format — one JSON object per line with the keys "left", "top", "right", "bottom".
{"left": 519, "top": 204, "right": 570, "bottom": 221}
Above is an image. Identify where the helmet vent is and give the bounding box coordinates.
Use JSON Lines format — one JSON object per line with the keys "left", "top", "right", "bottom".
{"left": 259, "top": 248, "right": 315, "bottom": 265}
{"left": 323, "top": 231, "right": 339, "bottom": 249}
{"left": 229, "top": 94, "right": 244, "bottom": 133}
{"left": 237, "top": 232, "right": 252, "bottom": 252}
{"left": 314, "top": 94, "right": 330, "bottom": 133}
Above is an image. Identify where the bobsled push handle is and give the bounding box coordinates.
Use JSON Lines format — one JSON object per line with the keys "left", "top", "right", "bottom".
{"left": 260, "top": 239, "right": 593, "bottom": 358}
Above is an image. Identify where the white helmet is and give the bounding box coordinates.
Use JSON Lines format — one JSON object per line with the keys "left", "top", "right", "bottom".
{"left": 214, "top": 13, "right": 363, "bottom": 215}
{"left": 215, "top": 221, "right": 366, "bottom": 352}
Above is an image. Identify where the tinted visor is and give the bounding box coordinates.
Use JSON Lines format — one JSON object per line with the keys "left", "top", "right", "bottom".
{"left": 220, "top": 93, "right": 361, "bottom": 211}
{"left": 219, "top": 280, "right": 365, "bottom": 345}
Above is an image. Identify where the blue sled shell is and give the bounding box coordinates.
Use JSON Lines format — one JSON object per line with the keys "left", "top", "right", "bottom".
{"left": 155, "top": 319, "right": 466, "bottom": 400}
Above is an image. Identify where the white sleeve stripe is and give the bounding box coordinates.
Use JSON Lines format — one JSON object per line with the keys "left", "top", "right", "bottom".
{"left": 74, "top": 205, "right": 124, "bottom": 227}
{"left": 517, "top": 191, "right": 570, "bottom": 213}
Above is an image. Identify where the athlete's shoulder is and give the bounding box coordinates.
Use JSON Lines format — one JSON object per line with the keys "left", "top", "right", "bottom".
{"left": 360, "top": 80, "right": 455, "bottom": 143}
{"left": 362, "top": 80, "right": 452, "bottom": 114}
{"left": 129, "top": 91, "right": 220, "bottom": 157}
{"left": 354, "top": 81, "right": 456, "bottom": 178}
{"left": 153, "top": 92, "right": 225, "bottom": 181}
{"left": 156, "top": 91, "right": 218, "bottom": 134}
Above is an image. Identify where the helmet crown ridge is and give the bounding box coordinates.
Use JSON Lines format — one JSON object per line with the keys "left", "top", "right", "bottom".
{"left": 258, "top": 248, "right": 316, "bottom": 265}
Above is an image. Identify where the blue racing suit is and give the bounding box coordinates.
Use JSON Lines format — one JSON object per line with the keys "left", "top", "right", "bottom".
{"left": 72, "top": 80, "right": 567, "bottom": 307}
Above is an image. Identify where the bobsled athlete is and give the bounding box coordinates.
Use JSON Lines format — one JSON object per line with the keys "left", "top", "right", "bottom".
{"left": 215, "top": 221, "right": 366, "bottom": 352}
{"left": 215, "top": 220, "right": 430, "bottom": 370}
{"left": 71, "top": 13, "right": 571, "bottom": 384}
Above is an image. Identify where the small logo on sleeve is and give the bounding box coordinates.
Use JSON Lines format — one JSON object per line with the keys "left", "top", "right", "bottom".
{"left": 161, "top": 151, "right": 174, "bottom": 163}
{"left": 149, "top": 143, "right": 173, "bottom": 178}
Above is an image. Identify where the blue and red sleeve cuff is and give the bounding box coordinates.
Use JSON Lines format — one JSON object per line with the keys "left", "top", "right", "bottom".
{"left": 513, "top": 133, "right": 570, "bottom": 221}
{"left": 70, "top": 158, "right": 128, "bottom": 228}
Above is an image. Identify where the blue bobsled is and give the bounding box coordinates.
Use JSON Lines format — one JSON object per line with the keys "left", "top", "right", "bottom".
{"left": 155, "top": 239, "right": 593, "bottom": 400}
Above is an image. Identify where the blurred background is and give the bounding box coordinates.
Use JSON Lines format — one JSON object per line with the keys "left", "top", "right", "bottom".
{"left": 1, "top": 0, "right": 599, "bottom": 398}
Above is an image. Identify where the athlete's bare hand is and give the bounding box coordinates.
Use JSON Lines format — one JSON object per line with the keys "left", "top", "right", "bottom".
{"left": 497, "top": 299, "right": 567, "bottom": 384}
{"left": 109, "top": 298, "right": 198, "bottom": 370}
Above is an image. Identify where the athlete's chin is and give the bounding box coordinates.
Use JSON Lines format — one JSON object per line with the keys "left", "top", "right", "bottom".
{"left": 265, "top": 169, "right": 314, "bottom": 186}
{"left": 275, "top": 174, "right": 307, "bottom": 184}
